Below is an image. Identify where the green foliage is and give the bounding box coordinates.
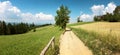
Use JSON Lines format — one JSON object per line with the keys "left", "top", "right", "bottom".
{"left": 0, "top": 21, "right": 31, "bottom": 35}
{"left": 113, "top": 6, "right": 120, "bottom": 21}
{"left": 0, "top": 21, "right": 7, "bottom": 35}
{"left": 113, "top": 6, "right": 120, "bottom": 14}
{"left": 77, "top": 16, "right": 82, "bottom": 22}
{"left": 55, "top": 5, "right": 71, "bottom": 29}
{"left": 94, "top": 16, "right": 101, "bottom": 21}
{"left": 0, "top": 26, "right": 63, "bottom": 55}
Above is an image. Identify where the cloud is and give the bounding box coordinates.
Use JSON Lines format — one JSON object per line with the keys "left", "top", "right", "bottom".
{"left": 80, "top": 2, "right": 116, "bottom": 22}
{"left": 91, "top": 2, "right": 116, "bottom": 16}
{"left": 105, "top": 2, "right": 116, "bottom": 14}
{"left": 20, "top": 12, "right": 54, "bottom": 23}
{"left": 91, "top": 5, "right": 105, "bottom": 16}
{"left": 35, "top": 12, "right": 54, "bottom": 20}
{"left": 80, "top": 14, "right": 93, "bottom": 22}
{"left": 0, "top": 1, "right": 21, "bottom": 21}
{"left": 0, "top": 1, "right": 54, "bottom": 24}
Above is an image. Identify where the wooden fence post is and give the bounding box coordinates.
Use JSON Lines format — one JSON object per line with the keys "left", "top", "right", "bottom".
{"left": 40, "top": 37, "right": 55, "bottom": 55}
{"left": 51, "top": 38, "right": 55, "bottom": 49}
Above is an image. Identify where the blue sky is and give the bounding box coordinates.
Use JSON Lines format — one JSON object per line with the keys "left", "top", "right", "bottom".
{"left": 0, "top": 0, "right": 120, "bottom": 24}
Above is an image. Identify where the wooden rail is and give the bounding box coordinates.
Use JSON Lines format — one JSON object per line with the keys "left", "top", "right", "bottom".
{"left": 40, "top": 37, "right": 55, "bottom": 55}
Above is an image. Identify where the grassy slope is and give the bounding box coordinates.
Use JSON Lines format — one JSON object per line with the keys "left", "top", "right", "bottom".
{"left": 69, "top": 22, "right": 120, "bottom": 55}
{"left": 0, "top": 26, "right": 63, "bottom": 55}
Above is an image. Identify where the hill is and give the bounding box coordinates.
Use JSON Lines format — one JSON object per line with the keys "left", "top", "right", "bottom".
{"left": 0, "top": 26, "right": 63, "bottom": 55}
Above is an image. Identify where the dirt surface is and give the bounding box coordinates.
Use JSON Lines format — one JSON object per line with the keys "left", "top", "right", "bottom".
{"left": 59, "top": 28, "right": 93, "bottom": 55}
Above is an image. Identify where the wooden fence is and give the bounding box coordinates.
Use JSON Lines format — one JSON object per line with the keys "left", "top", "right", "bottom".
{"left": 40, "top": 37, "right": 55, "bottom": 55}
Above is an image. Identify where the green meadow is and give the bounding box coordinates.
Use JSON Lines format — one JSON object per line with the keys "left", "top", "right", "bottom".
{"left": 0, "top": 26, "right": 63, "bottom": 55}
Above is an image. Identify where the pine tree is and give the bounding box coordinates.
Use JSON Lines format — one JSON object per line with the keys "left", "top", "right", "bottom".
{"left": 0, "top": 21, "right": 2, "bottom": 35}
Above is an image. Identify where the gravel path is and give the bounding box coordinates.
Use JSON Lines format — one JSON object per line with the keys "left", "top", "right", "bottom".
{"left": 59, "top": 28, "right": 93, "bottom": 55}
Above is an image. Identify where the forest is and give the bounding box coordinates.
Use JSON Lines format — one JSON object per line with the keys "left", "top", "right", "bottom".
{"left": 0, "top": 21, "right": 51, "bottom": 35}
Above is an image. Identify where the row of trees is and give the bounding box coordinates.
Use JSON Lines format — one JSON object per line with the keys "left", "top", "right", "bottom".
{"left": 94, "top": 6, "right": 120, "bottom": 22}
{"left": 0, "top": 21, "right": 36, "bottom": 35}
{"left": 0, "top": 21, "right": 52, "bottom": 35}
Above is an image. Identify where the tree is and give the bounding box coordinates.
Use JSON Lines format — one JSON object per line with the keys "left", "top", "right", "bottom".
{"left": 0, "top": 21, "right": 7, "bottom": 35}
{"left": 94, "top": 16, "right": 102, "bottom": 21}
{"left": 0, "top": 21, "right": 37, "bottom": 35}
{"left": 94, "top": 16, "right": 98, "bottom": 21}
{"left": 7, "top": 23, "right": 13, "bottom": 34}
{"left": 113, "top": 6, "right": 120, "bottom": 14}
{"left": 31, "top": 23, "right": 36, "bottom": 32}
{"left": 55, "top": 5, "right": 71, "bottom": 29}
{"left": 77, "top": 16, "right": 82, "bottom": 22}
{"left": 0, "top": 21, "right": 2, "bottom": 35}
{"left": 6, "top": 23, "right": 11, "bottom": 35}
{"left": 77, "top": 16, "right": 80, "bottom": 22}
{"left": 114, "top": 6, "right": 120, "bottom": 21}
{"left": 2, "top": 21, "right": 7, "bottom": 35}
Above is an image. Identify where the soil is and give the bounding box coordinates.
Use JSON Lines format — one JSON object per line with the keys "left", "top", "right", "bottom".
{"left": 59, "top": 28, "right": 93, "bottom": 55}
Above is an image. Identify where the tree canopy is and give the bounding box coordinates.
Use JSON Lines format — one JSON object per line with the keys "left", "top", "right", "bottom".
{"left": 55, "top": 5, "right": 71, "bottom": 29}
{"left": 77, "top": 16, "right": 82, "bottom": 22}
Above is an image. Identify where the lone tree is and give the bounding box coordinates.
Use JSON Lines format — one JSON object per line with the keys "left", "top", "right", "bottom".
{"left": 55, "top": 5, "right": 71, "bottom": 29}
{"left": 77, "top": 16, "right": 82, "bottom": 22}
{"left": 77, "top": 16, "right": 80, "bottom": 22}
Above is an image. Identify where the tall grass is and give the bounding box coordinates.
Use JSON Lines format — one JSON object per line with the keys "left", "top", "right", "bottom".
{"left": 0, "top": 26, "right": 63, "bottom": 55}
{"left": 73, "top": 22, "right": 120, "bottom": 38}
{"left": 71, "top": 28, "right": 120, "bottom": 55}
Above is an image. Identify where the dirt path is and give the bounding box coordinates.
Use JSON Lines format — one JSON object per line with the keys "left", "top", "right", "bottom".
{"left": 59, "top": 28, "right": 93, "bottom": 55}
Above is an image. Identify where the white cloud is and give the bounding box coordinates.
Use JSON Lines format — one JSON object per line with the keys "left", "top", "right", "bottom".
{"left": 80, "top": 14, "right": 93, "bottom": 22}
{"left": 105, "top": 2, "right": 116, "bottom": 14}
{"left": 80, "top": 2, "right": 116, "bottom": 22}
{"left": 91, "top": 5, "right": 105, "bottom": 16}
{"left": 0, "top": 1, "right": 54, "bottom": 24}
{"left": 91, "top": 2, "right": 116, "bottom": 16}
{"left": 8, "top": 7, "right": 21, "bottom": 13}
{"left": 35, "top": 12, "right": 54, "bottom": 20}
{"left": 21, "top": 13, "right": 35, "bottom": 22}
{"left": 0, "top": 1, "right": 21, "bottom": 22}
{"left": 91, "top": 2, "right": 116, "bottom": 15}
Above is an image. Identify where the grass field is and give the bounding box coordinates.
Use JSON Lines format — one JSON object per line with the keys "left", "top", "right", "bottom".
{"left": 67, "top": 22, "right": 93, "bottom": 27}
{"left": 0, "top": 26, "right": 63, "bottom": 55}
{"left": 69, "top": 22, "right": 120, "bottom": 55}
{"left": 73, "top": 22, "right": 120, "bottom": 37}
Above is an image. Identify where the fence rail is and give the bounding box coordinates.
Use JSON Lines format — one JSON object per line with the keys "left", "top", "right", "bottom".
{"left": 40, "top": 37, "right": 55, "bottom": 55}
